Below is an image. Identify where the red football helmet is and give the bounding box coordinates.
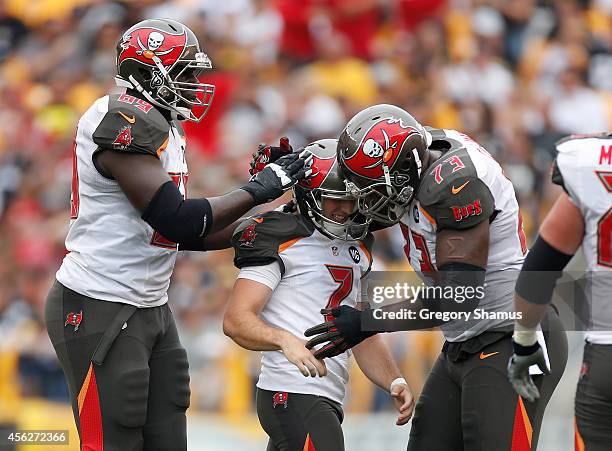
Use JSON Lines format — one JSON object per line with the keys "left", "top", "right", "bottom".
{"left": 115, "top": 19, "right": 215, "bottom": 122}
{"left": 337, "top": 104, "right": 431, "bottom": 225}
{"left": 294, "top": 139, "right": 370, "bottom": 240}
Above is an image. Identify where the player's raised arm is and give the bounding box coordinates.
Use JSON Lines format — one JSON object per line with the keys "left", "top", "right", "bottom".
{"left": 95, "top": 146, "right": 310, "bottom": 251}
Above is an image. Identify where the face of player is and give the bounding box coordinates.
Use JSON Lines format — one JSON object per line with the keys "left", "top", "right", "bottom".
{"left": 321, "top": 197, "right": 357, "bottom": 224}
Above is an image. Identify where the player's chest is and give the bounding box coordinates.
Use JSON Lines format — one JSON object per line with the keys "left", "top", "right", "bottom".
{"left": 400, "top": 202, "right": 438, "bottom": 274}
{"left": 282, "top": 235, "right": 368, "bottom": 292}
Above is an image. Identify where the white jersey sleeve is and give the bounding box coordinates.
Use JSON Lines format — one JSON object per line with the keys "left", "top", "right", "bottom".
{"left": 237, "top": 261, "right": 282, "bottom": 291}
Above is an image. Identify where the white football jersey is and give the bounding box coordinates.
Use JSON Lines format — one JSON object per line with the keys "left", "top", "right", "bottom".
{"left": 233, "top": 213, "right": 373, "bottom": 404}
{"left": 401, "top": 129, "right": 526, "bottom": 341}
{"left": 555, "top": 134, "right": 612, "bottom": 344}
{"left": 56, "top": 94, "right": 188, "bottom": 307}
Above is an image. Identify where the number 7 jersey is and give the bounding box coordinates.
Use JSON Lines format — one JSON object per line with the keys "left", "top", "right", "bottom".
{"left": 56, "top": 94, "right": 188, "bottom": 307}
{"left": 231, "top": 211, "right": 374, "bottom": 404}
{"left": 553, "top": 133, "right": 612, "bottom": 344}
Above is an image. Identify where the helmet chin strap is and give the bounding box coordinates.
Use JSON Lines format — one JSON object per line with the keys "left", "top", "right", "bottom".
{"left": 115, "top": 74, "right": 164, "bottom": 109}
{"left": 115, "top": 74, "right": 188, "bottom": 120}
{"left": 411, "top": 147, "right": 422, "bottom": 179}
{"left": 382, "top": 163, "right": 394, "bottom": 197}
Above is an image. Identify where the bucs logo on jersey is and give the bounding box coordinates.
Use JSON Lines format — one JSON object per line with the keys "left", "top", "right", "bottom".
{"left": 113, "top": 126, "right": 132, "bottom": 149}
{"left": 345, "top": 118, "right": 420, "bottom": 180}
{"left": 65, "top": 310, "right": 83, "bottom": 332}
{"left": 273, "top": 392, "right": 288, "bottom": 409}
{"left": 239, "top": 224, "right": 257, "bottom": 247}
{"left": 298, "top": 153, "right": 336, "bottom": 189}
{"left": 118, "top": 27, "right": 188, "bottom": 67}
{"left": 451, "top": 199, "right": 482, "bottom": 222}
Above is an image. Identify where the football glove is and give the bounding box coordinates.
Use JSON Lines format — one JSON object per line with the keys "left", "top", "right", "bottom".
{"left": 242, "top": 151, "right": 312, "bottom": 205}
{"left": 304, "top": 305, "right": 376, "bottom": 359}
{"left": 249, "top": 137, "right": 293, "bottom": 177}
{"left": 507, "top": 340, "right": 549, "bottom": 402}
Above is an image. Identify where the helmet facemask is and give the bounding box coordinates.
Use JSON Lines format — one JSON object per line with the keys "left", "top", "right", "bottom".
{"left": 154, "top": 52, "right": 215, "bottom": 122}
{"left": 344, "top": 145, "right": 423, "bottom": 225}
{"left": 301, "top": 185, "right": 371, "bottom": 241}
{"left": 347, "top": 181, "right": 413, "bottom": 226}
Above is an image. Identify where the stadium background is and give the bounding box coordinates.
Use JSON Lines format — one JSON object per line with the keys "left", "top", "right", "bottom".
{"left": 0, "top": 0, "right": 609, "bottom": 449}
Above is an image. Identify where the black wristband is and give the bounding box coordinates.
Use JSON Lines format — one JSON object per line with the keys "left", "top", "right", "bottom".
{"left": 513, "top": 341, "right": 540, "bottom": 356}
{"left": 515, "top": 236, "right": 573, "bottom": 305}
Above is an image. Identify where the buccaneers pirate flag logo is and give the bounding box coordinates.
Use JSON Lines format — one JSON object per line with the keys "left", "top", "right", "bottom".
{"left": 112, "top": 126, "right": 132, "bottom": 150}
{"left": 118, "top": 27, "right": 188, "bottom": 68}
{"left": 346, "top": 118, "right": 420, "bottom": 180}
{"left": 239, "top": 224, "right": 257, "bottom": 248}
{"left": 65, "top": 310, "right": 83, "bottom": 332}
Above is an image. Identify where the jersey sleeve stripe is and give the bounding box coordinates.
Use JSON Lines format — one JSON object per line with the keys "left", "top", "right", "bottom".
{"left": 419, "top": 205, "right": 437, "bottom": 227}
{"left": 358, "top": 240, "right": 372, "bottom": 264}
{"left": 278, "top": 236, "right": 303, "bottom": 253}
{"left": 156, "top": 136, "right": 169, "bottom": 157}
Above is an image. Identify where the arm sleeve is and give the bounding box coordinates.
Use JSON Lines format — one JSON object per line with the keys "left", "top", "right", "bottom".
{"left": 141, "top": 180, "right": 213, "bottom": 243}
{"left": 237, "top": 261, "right": 282, "bottom": 291}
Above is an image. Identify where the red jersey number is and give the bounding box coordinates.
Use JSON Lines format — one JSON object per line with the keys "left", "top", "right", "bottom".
{"left": 323, "top": 265, "right": 354, "bottom": 321}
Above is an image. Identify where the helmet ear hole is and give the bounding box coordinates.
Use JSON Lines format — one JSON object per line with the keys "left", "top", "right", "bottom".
{"left": 138, "top": 68, "right": 151, "bottom": 81}
{"left": 401, "top": 154, "right": 414, "bottom": 171}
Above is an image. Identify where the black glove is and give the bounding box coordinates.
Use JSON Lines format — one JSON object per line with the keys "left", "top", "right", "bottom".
{"left": 304, "top": 305, "right": 377, "bottom": 359}
{"left": 274, "top": 199, "right": 298, "bottom": 214}
{"left": 507, "top": 340, "right": 549, "bottom": 402}
{"left": 242, "top": 151, "right": 312, "bottom": 205}
{"left": 249, "top": 137, "right": 293, "bottom": 177}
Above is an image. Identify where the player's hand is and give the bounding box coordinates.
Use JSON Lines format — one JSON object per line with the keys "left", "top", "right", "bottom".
{"left": 242, "top": 151, "right": 313, "bottom": 205}
{"left": 507, "top": 340, "right": 549, "bottom": 402}
{"left": 391, "top": 383, "right": 414, "bottom": 426}
{"left": 304, "top": 306, "right": 376, "bottom": 359}
{"left": 280, "top": 332, "right": 327, "bottom": 378}
{"left": 274, "top": 199, "right": 297, "bottom": 214}
{"left": 249, "top": 137, "right": 293, "bottom": 176}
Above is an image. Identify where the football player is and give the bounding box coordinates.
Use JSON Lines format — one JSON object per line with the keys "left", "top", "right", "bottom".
{"left": 45, "top": 19, "right": 309, "bottom": 451}
{"left": 508, "top": 132, "right": 612, "bottom": 450}
{"left": 302, "top": 104, "right": 569, "bottom": 450}
{"left": 223, "top": 140, "right": 414, "bottom": 451}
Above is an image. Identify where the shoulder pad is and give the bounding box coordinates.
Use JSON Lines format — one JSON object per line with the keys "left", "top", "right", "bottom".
{"left": 418, "top": 150, "right": 494, "bottom": 230}
{"left": 232, "top": 212, "right": 314, "bottom": 272}
{"left": 556, "top": 132, "right": 612, "bottom": 147}
{"left": 93, "top": 94, "right": 169, "bottom": 158}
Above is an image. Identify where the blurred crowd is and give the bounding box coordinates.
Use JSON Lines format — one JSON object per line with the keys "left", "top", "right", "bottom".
{"left": 0, "top": 0, "right": 611, "bottom": 416}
